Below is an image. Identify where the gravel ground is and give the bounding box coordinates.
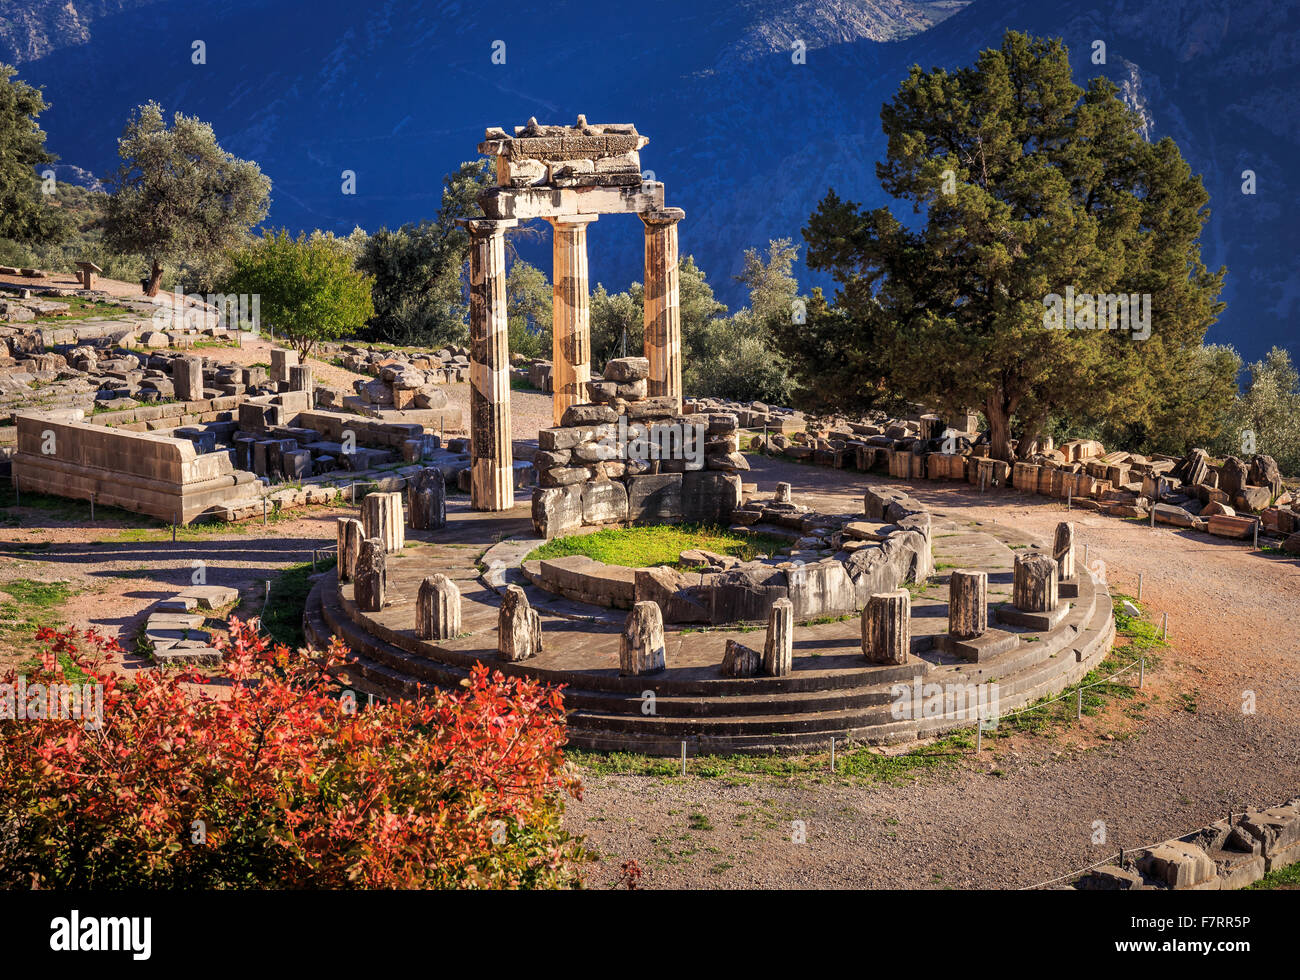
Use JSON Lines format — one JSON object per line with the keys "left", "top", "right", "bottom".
{"left": 567, "top": 454, "right": 1300, "bottom": 889}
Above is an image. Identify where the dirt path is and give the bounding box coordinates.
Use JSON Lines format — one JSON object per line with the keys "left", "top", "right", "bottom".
{"left": 567, "top": 455, "right": 1300, "bottom": 889}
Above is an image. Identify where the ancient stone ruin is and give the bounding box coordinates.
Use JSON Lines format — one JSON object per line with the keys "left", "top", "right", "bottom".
{"left": 464, "top": 116, "right": 684, "bottom": 511}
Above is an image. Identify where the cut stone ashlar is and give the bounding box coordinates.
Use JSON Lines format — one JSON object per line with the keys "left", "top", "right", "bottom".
{"left": 947, "top": 569, "right": 988, "bottom": 639}
{"left": 619, "top": 600, "right": 666, "bottom": 676}
{"left": 862, "top": 589, "right": 910, "bottom": 665}
{"left": 417, "top": 574, "right": 461, "bottom": 641}
{"left": 498, "top": 584, "right": 542, "bottom": 662}
{"left": 354, "top": 537, "right": 387, "bottom": 612}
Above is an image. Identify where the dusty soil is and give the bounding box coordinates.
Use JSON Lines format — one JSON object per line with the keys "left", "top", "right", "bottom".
{"left": 566, "top": 455, "right": 1300, "bottom": 889}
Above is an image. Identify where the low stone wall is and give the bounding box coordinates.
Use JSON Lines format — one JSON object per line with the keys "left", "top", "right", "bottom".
{"left": 530, "top": 357, "right": 748, "bottom": 538}
{"left": 10, "top": 412, "right": 257, "bottom": 523}
{"left": 1074, "top": 796, "right": 1300, "bottom": 890}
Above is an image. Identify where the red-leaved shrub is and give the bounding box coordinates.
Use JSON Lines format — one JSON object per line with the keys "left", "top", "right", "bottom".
{"left": 0, "top": 620, "right": 586, "bottom": 888}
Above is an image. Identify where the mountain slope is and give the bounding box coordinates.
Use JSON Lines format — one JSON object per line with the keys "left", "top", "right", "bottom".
{"left": 5, "top": 0, "right": 1296, "bottom": 362}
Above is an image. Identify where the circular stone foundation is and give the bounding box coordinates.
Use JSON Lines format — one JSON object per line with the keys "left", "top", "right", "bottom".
{"left": 306, "top": 496, "right": 1116, "bottom": 755}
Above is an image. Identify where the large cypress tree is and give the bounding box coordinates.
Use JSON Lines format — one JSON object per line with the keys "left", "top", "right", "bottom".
{"left": 787, "top": 31, "right": 1232, "bottom": 460}
{"left": 0, "top": 65, "right": 63, "bottom": 244}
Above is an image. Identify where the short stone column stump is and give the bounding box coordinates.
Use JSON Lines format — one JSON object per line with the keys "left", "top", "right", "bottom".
{"left": 417, "top": 574, "right": 461, "bottom": 641}
{"left": 498, "top": 585, "right": 541, "bottom": 662}
{"left": 619, "top": 600, "right": 666, "bottom": 676}
{"left": 862, "top": 589, "right": 910, "bottom": 665}
{"left": 997, "top": 552, "right": 1067, "bottom": 630}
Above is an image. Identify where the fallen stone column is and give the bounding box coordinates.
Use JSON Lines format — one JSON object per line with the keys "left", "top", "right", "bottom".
{"left": 361, "top": 491, "right": 405, "bottom": 553}
{"left": 862, "top": 589, "right": 910, "bottom": 664}
{"left": 763, "top": 597, "right": 794, "bottom": 676}
{"left": 417, "top": 574, "right": 461, "bottom": 641}
{"left": 619, "top": 600, "right": 666, "bottom": 676}
{"left": 336, "top": 517, "right": 364, "bottom": 582}
{"left": 547, "top": 214, "right": 598, "bottom": 427}
{"left": 1053, "top": 520, "right": 1076, "bottom": 582}
{"left": 640, "top": 208, "right": 685, "bottom": 411}
{"left": 1013, "top": 553, "right": 1059, "bottom": 612}
{"left": 354, "top": 537, "right": 387, "bottom": 612}
{"left": 947, "top": 569, "right": 987, "bottom": 639}
{"left": 498, "top": 584, "right": 542, "bottom": 661}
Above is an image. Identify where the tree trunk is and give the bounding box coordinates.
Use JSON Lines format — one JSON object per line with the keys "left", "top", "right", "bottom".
{"left": 985, "top": 397, "right": 1015, "bottom": 463}
{"left": 145, "top": 260, "right": 164, "bottom": 297}
{"left": 1017, "top": 411, "right": 1049, "bottom": 459}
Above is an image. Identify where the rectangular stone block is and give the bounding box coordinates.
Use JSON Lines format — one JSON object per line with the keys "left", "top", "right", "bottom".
{"left": 626, "top": 473, "right": 683, "bottom": 523}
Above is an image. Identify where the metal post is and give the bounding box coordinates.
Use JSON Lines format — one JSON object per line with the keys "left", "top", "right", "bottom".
{"left": 1137, "top": 572, "right": 1143, "bottom": 600}
{"left": 172, "top": 519, "right": 177, "bottom": 543}
{"left": 1150, "top": 506, "right": 1155, "bottom": 528}
{"left": 1162, "top": 612, "right": 1168, "bottom": 640}
{"left": 830, "top": 737, "right": 836, "bottom": 772}
{"left": 1067, "top": 487, "right": 1072, "bottom": 511}
{"left": 262, "top": 497, "right": 268, "bottom": 525}
{"left": 1253, "top": 521, "right": 1259, "bottom": 550}
{"left": 1076, "top": 687, "right": 1083, "bottom": 720}
{"left": 89, "top": 494, "right": 95, "bottom": 521}
{"left": 680, "top": 741, "right": 686, "bottom": 777}
{"left": 264, "top": 580, "right": 271, "bottom": 607}
{"left": 1139, "top": 656, "right": 1145, "bottom": 689}
{"left": 1083, "top": 543, "right": 1089, "bottom": 568}
{"left": 976, "top": 719, "right": 982, "bottom": 754}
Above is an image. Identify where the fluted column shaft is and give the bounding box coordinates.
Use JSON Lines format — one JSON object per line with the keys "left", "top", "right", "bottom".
{"left": 640, "top": 208, "right": 685, "bottom": 410}
{"left": 465, "top": 218, "right": 518, "bottom": 511}
{"left": 548, "top": 215, "right": 598, "bottom": 427}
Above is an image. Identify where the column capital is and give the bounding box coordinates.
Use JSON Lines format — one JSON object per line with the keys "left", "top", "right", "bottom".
{"left": 544, "top": 213, "right": 599, "bottom": 228}
{"left": 639, "top": 207, "right": 685, "bottom": 227}
{"left": 459, "top": 217, "right": 519, "bottom": 237}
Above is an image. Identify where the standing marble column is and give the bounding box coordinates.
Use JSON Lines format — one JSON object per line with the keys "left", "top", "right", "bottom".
{"left": 465, "top": 218, "right": 518, "bottom": 511}
{"left": 639, "top": 208, "right": 685, "bottom": 411}
{"left": 547, "top": 214, "right": 598, "bottom": 427}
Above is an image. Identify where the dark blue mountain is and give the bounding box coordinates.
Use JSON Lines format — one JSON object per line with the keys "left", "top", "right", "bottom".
{"left": 6, "top": 0, "right": 1297, "bottom": 363}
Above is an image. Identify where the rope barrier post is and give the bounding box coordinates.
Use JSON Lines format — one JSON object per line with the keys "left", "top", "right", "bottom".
{"left": 262, "top": 496, "right": 268, "bottom": 526}
{"left": 1067, "top": 486, "right": 1072, "bottom": 511}
{"left": 680, "top": 741, "right": 686, "bottom": 777}
{"left": 264, "top": 580, "right": 271, "bottom": 607}
{"left": 1139, "top": 656, "right": 1145, "bottom": 689}
{"left": 1137, "top": 572, "right": 1143, "bottom": 600}
{"left": 1253, "top": 521, "right": 1259, "bottom": 550}
{"left": 1149, "top": 506, "right": 1155, "bottom": 528}
{"left": 976, "top": 717, "right": 982, "bottom": 755}
{"left": 1162, "top": 612, "right": 1168, "bottom": 640}
{"left": 89, "top": 493, "right": 95, "bottom": 521}
{"left": 1083, "top": 543, "right": 1089, "bottom": 568}
{"left": 830, "top": 737, "right": 836, "bottom": 773}
{"left": 1076, "top": 686, "right": 1082, "bottom": 721}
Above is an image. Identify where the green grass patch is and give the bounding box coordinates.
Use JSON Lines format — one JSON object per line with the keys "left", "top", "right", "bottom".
{"left": 261, "top": 557, "right": 335, "bottom": 649}
{"left": 527, "top": 523, "right": 790, "bottom": 569}
{"left": 568, "top": 734, "right": 970, "bottom": 785}
{"left": 1249, "top": 861, "right": 1300, "bottom": 890}
{"left": 34, "top": 296, "right": 136, "bottom": 321}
